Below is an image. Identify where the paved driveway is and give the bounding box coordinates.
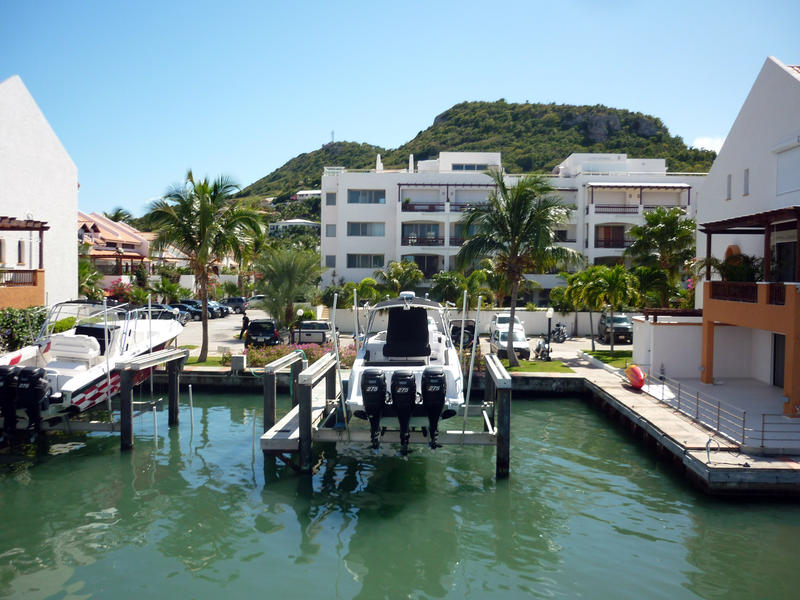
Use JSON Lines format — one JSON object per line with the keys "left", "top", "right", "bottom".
{"left": 175, "top": 309, "right": 270, "bottom": 356}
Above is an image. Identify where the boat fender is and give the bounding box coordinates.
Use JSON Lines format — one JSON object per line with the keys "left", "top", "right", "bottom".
{"left": 625, "top": 364, "right": 646, "bottom": 389}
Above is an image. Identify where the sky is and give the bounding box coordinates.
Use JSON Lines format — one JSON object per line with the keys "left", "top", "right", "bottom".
{"left": 2, "top": 0, "right": 798, "bottom": 217}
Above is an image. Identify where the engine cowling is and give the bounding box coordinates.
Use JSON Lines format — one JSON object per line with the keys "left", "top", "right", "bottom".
{"left": 360, "top": 369, "right": 386, "bottom": 449}
{"left": 0, "top": 365, "right": 20, "bottom": 435}
{"left": 391, "top": 370, "right": 416, "bottom": 455}
{"left": 421, "top": 367, "right": 447, "bottom": 449}
{"left": 17, "top": 367, "right": 49, "bottom": 436}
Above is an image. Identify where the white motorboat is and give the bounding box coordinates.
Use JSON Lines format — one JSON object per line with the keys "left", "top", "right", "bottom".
{"left": 346, "top": 292, "right": 465, "bottom": 454}
{"left": 0, "top": 300, "right": 183, "bottom": 438}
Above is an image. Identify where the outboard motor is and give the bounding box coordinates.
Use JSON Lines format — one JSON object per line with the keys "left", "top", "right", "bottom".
{"left": 390, "top": 370, "right": 416, "bottom": 456}
{"left": 17, "top": 367, "right": 49, "bottom": 440}
{"left": 360, "top": 369, "right": 386, "bottom": 449}
{"left": 0, "top": 365, "right": 20, "bottom": 439}
{"left": 421, "top": 367, "right": 447, "bottom": 449}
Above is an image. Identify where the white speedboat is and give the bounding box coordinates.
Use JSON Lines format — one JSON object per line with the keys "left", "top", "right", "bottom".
{"left": 0, "top": 301, "right": 183, "bottom": 438}
{"left": 346, "top": 292, "right": 465, "bottom": 454}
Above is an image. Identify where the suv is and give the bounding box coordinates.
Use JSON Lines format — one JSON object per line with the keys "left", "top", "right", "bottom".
{"left": 490, "top": 328, "right": 530, "bottom": 360}
{"left": 180, "top": 299, "right": 221, "bottom": 318}
{"left": 292, "top": 320, "right": 333, "bottom": 344}
{"left": 244, "top": 319, "right": 282, "bottom": 348}
{"left": 222, "top": 296, "right": 247, "bottom": 314}
{"left": 489, "top": 313, "right": 524, "bottom": 339}
{"left": 598, "top": 312, "right": 633, "bottom": 344}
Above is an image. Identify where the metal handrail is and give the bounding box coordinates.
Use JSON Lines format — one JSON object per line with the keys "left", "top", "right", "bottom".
{"left": 759, "top": 413, "right": 800, "bottom": 448}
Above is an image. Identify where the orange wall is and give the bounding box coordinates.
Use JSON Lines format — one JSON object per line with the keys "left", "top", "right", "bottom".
{"left": 0, "top": 270, "right": 46, "bottom": 308}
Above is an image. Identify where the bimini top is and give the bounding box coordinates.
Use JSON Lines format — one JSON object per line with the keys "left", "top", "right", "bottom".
{"left": 371, "top": 294, "right": 444, "bottom": 310}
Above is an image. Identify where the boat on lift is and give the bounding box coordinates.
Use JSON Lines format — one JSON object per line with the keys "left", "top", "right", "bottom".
{"left": 0, "top": 300, "right": 183, "bottom": 440}
{"left": 346, "top": 292, "right": 465, "bottom": 454}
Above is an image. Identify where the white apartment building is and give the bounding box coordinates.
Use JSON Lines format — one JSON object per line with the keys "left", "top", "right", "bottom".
{"left": 320, "top": 151, "right": 704, "bottom": 288}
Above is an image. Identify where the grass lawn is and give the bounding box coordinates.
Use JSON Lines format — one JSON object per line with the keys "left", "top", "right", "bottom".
{"left": 179, "top": 344, "right": 198, "bottom": 350}
{"left": 500, "top": 359, "right": 574, "bottom": 373}
{"left": 185, "top": 355, "right": 224, "bottom": 367}
{"left": 583, "top": 349, "right": 633, "bottom": 369}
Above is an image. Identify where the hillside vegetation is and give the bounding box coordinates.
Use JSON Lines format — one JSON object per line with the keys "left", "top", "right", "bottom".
{"left": 242, "top": 100, "right": 715, "bottom": 199}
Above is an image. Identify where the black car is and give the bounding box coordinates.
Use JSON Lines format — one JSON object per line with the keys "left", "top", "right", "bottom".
{"left": 244, "top": 319, "right": 282, "bottom": 348}
{"left": 598, "top": 312, "right": 633, "bottom": 344}
{"left": 222, "top": 297, "right": 247, "bottom": 314}
{"left": 170, "top": 303, "right": 202, "bottom": 321}
{"left": 180, "top": 299, "right": 221, "bottom": 318}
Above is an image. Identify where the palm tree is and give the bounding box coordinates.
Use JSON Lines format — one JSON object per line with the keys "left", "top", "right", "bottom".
{"left": 624, "top": 207, "right": 696, "bottom": 290}
{"left": 373, "top": 260, "right": 424, "bottom": 297}
{"left": 152, "top": 276, "right": 181, "bottom": 304}
{"left": 564, "top": 266, "right": 605, "bottom": 352}
{"left": 150, "top": 170, "right": 261, "bottom": 361}
{"left": 632, "top": 265, "right": 670, "bottom": 307}
{"left": 253, "top": 247, "right": 323, "bottom": 327}
{"left": 431, "top": 270, "right": 492, "bottom": 308}
{"left": 103, "top": 206, "right": 134, "bottom": 224}
{"left": 78, "top": 258, "right": 104, "bottom": 300}
{"left": 585, "top": 265, "right": 639, "bottom": 357}
{"left": 456, "top": 171, "right": 578, "bottom": 366}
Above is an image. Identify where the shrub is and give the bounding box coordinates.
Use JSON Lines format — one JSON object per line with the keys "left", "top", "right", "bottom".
{"left": 225, "top": 341, "right": 357, "bottom": 369}
{"left": 0, "top": 307, "right": 47, "bottom": 352}
{"left": 106, "top": 278, "right": 132, "bottom": 303}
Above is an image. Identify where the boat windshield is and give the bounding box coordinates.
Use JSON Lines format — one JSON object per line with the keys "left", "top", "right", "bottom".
{"left": 39, "top": 302, "right": 129, "bottom": 339}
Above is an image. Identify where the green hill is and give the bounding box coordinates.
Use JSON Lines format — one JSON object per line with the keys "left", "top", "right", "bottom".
{"left": 242, "top": 100, "right": 714, "bottom": 199}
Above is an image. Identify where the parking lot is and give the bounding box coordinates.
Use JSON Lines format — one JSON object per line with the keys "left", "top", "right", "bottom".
{"left": 175, "top": 309, "right": 270, "bottom": 356}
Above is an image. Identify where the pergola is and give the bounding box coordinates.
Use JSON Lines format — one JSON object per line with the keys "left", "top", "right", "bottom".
{"left": 0, "top": 216, "right": 50, "bottom": 268}
{"left": 699, "top": 206, "right": 800, "bottom": 282}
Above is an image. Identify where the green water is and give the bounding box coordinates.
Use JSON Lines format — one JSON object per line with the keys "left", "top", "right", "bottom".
{"left": 1, "top": 393, "right": 799, "bottom": 599}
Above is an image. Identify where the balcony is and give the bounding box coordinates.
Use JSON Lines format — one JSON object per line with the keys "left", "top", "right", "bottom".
{"left": 594, "top": 204, "right": 639, "bottom": 215}
{"left": 709, "top": 281, "right": 758, "bottom": 303}
{"left": 594, "top": 239, "right": 633, "bottom": 248}
{"left": 401, "top": 236, "right": 444, "bottom": 247}
{"left": 449, "top": 236, "right": 466, "bottom": 246}
{"left": 402, "top": 202, "right": 444, "bottom": 213}
{"left": 450, "top": 202, "right": 487, "bottom": 212}
{"left": 0, "top": 269, "right": 45, "bottom": 308}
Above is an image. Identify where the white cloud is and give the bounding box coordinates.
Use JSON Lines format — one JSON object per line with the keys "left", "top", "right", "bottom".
{"left": 693, "top": 136, "right": 725, "bottom": 153}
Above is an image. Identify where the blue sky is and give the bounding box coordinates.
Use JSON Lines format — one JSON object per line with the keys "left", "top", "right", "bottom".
{"left": 2, "top": 0, "right": 798, "bottom": 217}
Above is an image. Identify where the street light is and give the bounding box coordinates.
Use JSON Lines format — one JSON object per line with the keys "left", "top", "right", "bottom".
{"left": 546, "top": 307, "right": 554, "bottom": 359}
{"left": 296, "top": 308, "right": 305, "bottom": 344}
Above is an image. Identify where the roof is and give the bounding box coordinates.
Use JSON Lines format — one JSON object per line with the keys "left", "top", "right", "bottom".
{"left": 78, "top": 211, "right": 145, "bottom": 245}
{"left": 699, "top": 206, "right": 800, "bottom": 234}
{"left": 587, "top": 182, "right": 692, "bottom": 190}
{"left": 788, "top": 65, "right": 800, "bottom": 78}
{"left": 0, "top": 216, "right": 50, "bottom": 231}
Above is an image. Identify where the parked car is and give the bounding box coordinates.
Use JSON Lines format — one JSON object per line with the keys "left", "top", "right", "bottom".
{"left": 222, "top": 296, "right": 247, "bottom": 314}
{"left": 247, "top": 294, "right": 265, "bottom": 309}
{"left": 490, "top": 328, "right": 530, "bottom": 360}
{"left": 244, "top": 319, "right": 282, "bottom": 348}
{"left": 488, "top": 313, "right": 525, "bottom": 339}
{"left": 450, "top": 318, "right": 476, "bottom": 347}
{"left": 180, "top": 298, "right": 221, "bottom": 318}
{"left": 598, "top": 312, "right": 633, "bottom": 344}
{"left": 170, "top": 303, "right": 202, "bottom": 321}
{"left": 208, "top": 300, "right": 229, "bottom": 317}
{"left": 292, "top": 320, "right": 333, "bottom": 344}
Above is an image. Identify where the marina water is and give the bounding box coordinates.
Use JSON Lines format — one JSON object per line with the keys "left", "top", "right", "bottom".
{"left": 2, "top": 392, "right": 799, "bottom": 599}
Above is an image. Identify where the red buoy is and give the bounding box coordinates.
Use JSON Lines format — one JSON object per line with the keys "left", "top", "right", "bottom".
{"left": 625, "top": 364, "right": 645, "bottom": 389}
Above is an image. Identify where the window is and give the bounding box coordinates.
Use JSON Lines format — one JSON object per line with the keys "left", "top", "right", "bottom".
{"left": 325, "top": 224, "right": 336, "bottom": 237}
{"left": 17, "top": 240, "right": 24, "bottom": 264}
{"left": 743, "top": 169, "right": 750, "bottom": 196}
{"left": 347, "top": 222, "right": 385, "bottom": 236}
{"left": 555, "top": 229, "right": 568, "bottom": 242}
{"left": 726, "top": 174, "right": 732, "bottom": 200}
{"left": 325, "top": 255, "right": 336, "bottom": 268}
{"left": 0, "top": 239, "right": 4, "bottom": 263}
{"left": 347, "top": 189, "right": 386, "bottom": 204}
{"left": 347, "top": 254, "right": 384, "bottom": 268}
{"left": 452, "top": 164, "right": 489, "bottom": 171}
{"left": 326, "top": 192, "right": 336, "bottom": 206}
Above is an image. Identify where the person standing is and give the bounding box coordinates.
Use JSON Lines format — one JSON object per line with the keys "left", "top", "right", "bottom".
{"left": 240, "top": 312, "right": 250, "bottom": 339}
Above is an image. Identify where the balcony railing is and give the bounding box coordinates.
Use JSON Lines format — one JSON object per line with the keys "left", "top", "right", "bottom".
{"left": 0, "top": 269, "right": 38, "bottom": 287}
{"left": 769, "top": 283, "right": 786, "bottom": 305}
{"left": 449, "top": 236, "right": 466, "bottom": 246}
{"left": 643, "top": 204, "right": 686, "bottom": 213}
{"left": 401, "top": 236, "right": 444, "bottom": 246}
{"left": 595, "top": 239, "right": 633, "bottom": 248}
{"left": 450, "top": 202, "right": 487, "bottom": 212}
{"left": 594, "top": 204, "right": 639, "bottom": 214}
{"left": 402, "top": 202, "right": 444, "bottom": 212}
{"left": 709, "top": 281, "right": 758, "bottom": 303}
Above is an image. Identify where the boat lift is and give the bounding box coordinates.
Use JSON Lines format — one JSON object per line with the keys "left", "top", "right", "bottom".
{"left": 259, "top": 351, "right": 512, "bottom": 479}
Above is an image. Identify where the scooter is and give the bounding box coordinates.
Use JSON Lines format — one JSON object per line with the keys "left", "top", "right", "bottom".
{"left": 553, "top": 322, "right": 567, "bottom": 343}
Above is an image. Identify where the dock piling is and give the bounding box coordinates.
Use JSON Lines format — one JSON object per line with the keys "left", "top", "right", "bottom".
{"left": 120, "top": 370, "right": 135, "bottom": 450}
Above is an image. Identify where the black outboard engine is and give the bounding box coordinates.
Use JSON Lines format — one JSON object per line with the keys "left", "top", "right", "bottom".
{"left": 17, "top": 367, "right": 49, "bottom": 440}
{"left": 390, "top": 370, "right": 416, "bottom": 456}
{"left": 361, "top": 369, "right": 387, "bottom": 449}
{"left": 421, "top": 367, "right": 447, "bottom": 449}
{"left": 0, "top": 365, "right": 20, "bottom": 439}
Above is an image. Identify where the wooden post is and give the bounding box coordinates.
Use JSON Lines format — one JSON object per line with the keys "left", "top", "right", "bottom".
{"left": 495, "top": 387, "right": 511, "bottom": 479}
{"left": 290, "top": 361, "right": 303, "bottom": 408}
{"left": 167, "top": 361, "right": 180, "bottom": 427}
{"left": 326, "top": 366, "right": 336, "bottom": 402}
{"left": 120, "top": 370, "right": 135, "bottom": 450}
{"left": 298, "top": 381, "right": 313, "bottom": 473}
{"left": 263, "top": 370, "right": 276, "bottom": 433}
{"left": 764, "top": 224, "right": 772, "bottom": 282}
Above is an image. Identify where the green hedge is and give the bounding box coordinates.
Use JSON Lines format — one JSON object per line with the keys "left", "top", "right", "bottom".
{"left": 0, "top": 307, "right": 47, "bottom": 352}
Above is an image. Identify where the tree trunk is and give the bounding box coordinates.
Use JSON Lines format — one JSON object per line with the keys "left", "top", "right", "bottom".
{"left": 199, "top": 270, "right": 209, "bottom": 362}
{"left": 589, "top": 310, "right": 595, "bottom": 352}
{"left": 609, "top": 306, "right": 615, "bottom": 358}
{"left": 506, "top": 279, "right": 521, "bottom": 368}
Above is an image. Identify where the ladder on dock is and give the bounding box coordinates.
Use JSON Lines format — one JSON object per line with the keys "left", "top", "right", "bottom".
{"left": 259, "top": 352, "right": 512, "bottom": 478}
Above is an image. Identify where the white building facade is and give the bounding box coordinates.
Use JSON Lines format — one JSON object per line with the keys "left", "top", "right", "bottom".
{"left": 321, "top": 151, "right": 704, "bottom": 288}
{"left": 0, "top": 75, "right": 78, "bottom": 305}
